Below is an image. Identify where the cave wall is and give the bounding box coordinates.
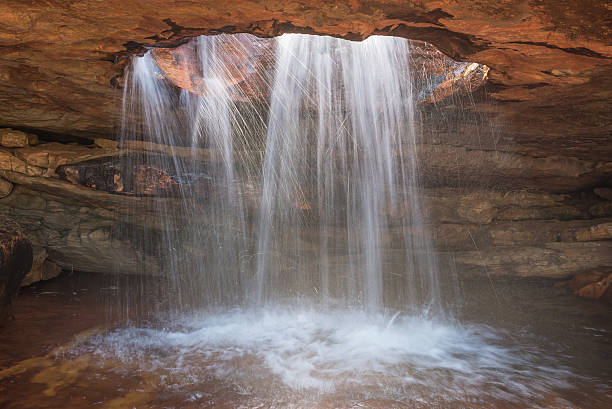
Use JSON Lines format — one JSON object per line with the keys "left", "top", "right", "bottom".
{"left": 0, "top": 1, "right": 610, "bottom": 159}
{"left": 1, "top": 129, "right": 611, "bottom": 291}
{"left": 0, "top": 2, "right": 611, "bottom": 298}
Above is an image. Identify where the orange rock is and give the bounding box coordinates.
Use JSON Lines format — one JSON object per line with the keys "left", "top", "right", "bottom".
{"left": 575, "top": 273, "right": 612, "bottom": 300}
{"left": 558, "top": 270, "right": 605, "bottom": 292}
{"left": 151, "top": 35, "right": 273, "bottom": 100}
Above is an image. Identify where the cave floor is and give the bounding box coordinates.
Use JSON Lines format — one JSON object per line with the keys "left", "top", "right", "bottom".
{"left": 0, "top": 273, "right": 610, "bottom": 408}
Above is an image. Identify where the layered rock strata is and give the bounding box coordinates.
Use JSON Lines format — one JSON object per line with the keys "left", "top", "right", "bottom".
{"left": 0, "top": 1, "right": 610, "bottom": 160}
{"left": 0, "top": 130, "right": 610, "bottom": 286}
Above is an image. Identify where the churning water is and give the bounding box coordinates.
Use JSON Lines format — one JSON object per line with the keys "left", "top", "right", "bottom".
{"left": 88, "top": 307, "right": 576, "bottom": 404}
{"left": 85, "top": 33, "right": 607, "bottom": 406}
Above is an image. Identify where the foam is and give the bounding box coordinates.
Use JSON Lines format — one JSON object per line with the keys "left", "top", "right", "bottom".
{"left": 86, "top": 308, "right": 572, "bottom": 404}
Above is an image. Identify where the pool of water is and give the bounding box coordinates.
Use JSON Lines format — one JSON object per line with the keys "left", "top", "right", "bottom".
{"left": 0, "top": 273, "right": 610, "bottom": 408}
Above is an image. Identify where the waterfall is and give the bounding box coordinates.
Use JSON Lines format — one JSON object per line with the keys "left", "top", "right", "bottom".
{"left": 120, "top": 32, "right": 440, "bottom": 315}
{"left": 254, "top": 34, "right": 440, "bottom": 312}
{"left": 84, "top": 33, "right": 576, "bottom": 404}
{"left": 119, "top": 34, "right": 269, "bottom": 312}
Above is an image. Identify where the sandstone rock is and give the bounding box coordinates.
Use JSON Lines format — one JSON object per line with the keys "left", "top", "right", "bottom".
{"left": 13, "top": 142, "right": 113, "bottom": 172}
{"left": 56, "top": 155, "right": 212, "bottom": 197}
{"left": 93, "top": 138, "right": 119, "bottom": 151}
{"left": 496, "top": 206, "right": 586, "bottom": 221}
{"left": 570, "top": 272, "right": 612, "bottom": 302}
{"left": 0, "top": 177, "right": 12, "bottom": 198}
{"left": 594, "top": 188, "right": 612, "bottom": 201}
{"left": 423, "top": 188, "right": 586, "bottom": 224}
{"left": 588, "top": 202, "right": 612, "bottom": 218}
{"left": 0, "top": 1, "right": 609, "bottom": 166}
{"left": 457, "top": 195, "right": 497, "bottom": 224}
{"left": 454, "top": 241, "right": 612, "bottom": 278}
{"left": 0, "top": 129, "right": 30, "bottom": 148}
{"left": 0, "top": 185, "right": 168, "bottom": 275}
{"left": 413, "top": 41, "right": 489, "bottom": 104}
{"left": 26, "top": 133, "right": 39, "bottom": 146}
{"left": 558, "top": 271, "right": 607, "bottom": 292}
{"left": 0, "top": 149, "right": 46, "bottom": 177}
{"left": 571, "top": 222, "right": 612, "bottom": 242}
{"left": 151, "top": 35, "right": 273, "bottom": 100}
{"left": 432, "top": 219, "right": 612, "bottom": 252}
{"left": 557, "top": 270, "right": 612, "bottom": 303}
{"left": 20, "top": 246, "right": 62, "bottom": 287}
{"left": 0, "top": 217, "right": 33, "bottom": 325}
{"left": 417, "top": 144, "right": 608, "bottom": 192}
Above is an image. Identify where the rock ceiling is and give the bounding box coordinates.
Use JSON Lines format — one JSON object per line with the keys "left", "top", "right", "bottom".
{"left": 0, "top": 0, "right": 610, "bottom": 159}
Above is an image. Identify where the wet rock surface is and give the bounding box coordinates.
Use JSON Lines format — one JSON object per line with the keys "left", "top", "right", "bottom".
{"left": 0, "top": 130, "right": 610, "bottom": 283}
{"left": 20, "top": 246, "right": 61, "bottom": 287}
{"left": 0, "top": 0, "right": 610, "bottom": 301}
{"left": 57, "top": 155, "right": 212, "bottom": 196}
{"left": 557, "top": 271, "right": 612, "bottom": 303}
{"left": 0, "top": 217, "right": 32, "bottom": 325}
{"left": 0, "top": 1, "right": 610, "bottom": 160}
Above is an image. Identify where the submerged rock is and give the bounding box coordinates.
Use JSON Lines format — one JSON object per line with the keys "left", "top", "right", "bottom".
{"left": 0, "top": 217, "right": 32, "bottom": 326}
{"left": 558, "top": 271, "right": 612, "bottom": 303}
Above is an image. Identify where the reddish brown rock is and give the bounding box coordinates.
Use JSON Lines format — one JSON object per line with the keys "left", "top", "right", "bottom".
{"left": 574, "top": 274, "right": 612, "bottom": 301}
{"left": 151, "top": 34, "right": 273, "bottom": 100}
{"left": 56, "top": 155, "right": 212, "bottom": 197}
{"left": 0, "top": 217, "right": 32, "bottom": 325}
{"left": 0, "top": 129, "right": 31, "bottom": 148}
{"left": 558, "top": 271, "right": 612, "bottom": 303}
{"left": 559, "top": 271, "right": 608, "bottom": 292}
{"left": 594, "top": 188, "right": 612, "bottom": 201}
{"left": 0, "top": 177, "right": 11, "bottom": 198}
{"left": 13, "top": 142, "right": 112, "bottom": 172}
{"left": 0, "top": 1, "right": 609, "bottom": 160}
{"left": 20, "top": 246, "right": 61, "bottom": 287}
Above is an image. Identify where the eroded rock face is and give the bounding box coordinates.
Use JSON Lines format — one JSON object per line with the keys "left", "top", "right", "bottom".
{"left": 20, "top": 246, "right": 61, "bottom": 287}
{"left": 57, "top": 156, "right": 212, "bottom": 196}
{"left": 0, "top": 177, "right": 11, "bottom": 198}
{"left": 0, "top": 217, "right": 32, "bottom": 325}
{"left": 0, "top": 130, "right": 610, "bottom": 284}
{"left": 0, "top": 1, "right": 610, "bottom": 160}
{"left": 148, "top": 35, "right": 489, "bottom": 105}
{"left": 0, "top": 1, "right": 610, "bottom": 299}
{"left": 151, "top": 34, "right": 273, "bottom": 100}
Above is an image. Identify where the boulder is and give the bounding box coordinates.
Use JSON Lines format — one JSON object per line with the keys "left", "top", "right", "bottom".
{"left": 558, "top": 271, "right": 612, "bottom": 303}
{"left": 0, "top": 177, "right": 12, "bottom": 198}
{"left": 594, "top": 188, "right": 612, "bottom": 201}
{"left": 0, "top": 148, "right": 46, "bottom": 177}
{"left": 93, "top": 138, "right": 119, "bottom": 151}
{"left": 20, "top": 246, "right": 62, "bottom": 287}
{"left": 0, "top": 128, "right": 35, "bottom": 148}
{"left": 0, "top": 217, "right": 33, "bottom": 326}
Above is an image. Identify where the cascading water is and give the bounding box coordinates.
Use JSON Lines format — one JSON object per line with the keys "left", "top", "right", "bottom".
{"left": 87, "top": 33, "right": 585, "bottom": 406}
{"left": 254, "top": 34, "right": 440, "bottom": 312}
{"left": 118, "top": 34, "right": 270, "bottom": 311}
{"left": 120, "top": 33, "right": 441, "bottom": 314}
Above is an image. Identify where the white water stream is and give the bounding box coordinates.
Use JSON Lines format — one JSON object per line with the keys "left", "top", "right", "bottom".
{"left": 99, "top": 33, "right": 588, "bottom": 406}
